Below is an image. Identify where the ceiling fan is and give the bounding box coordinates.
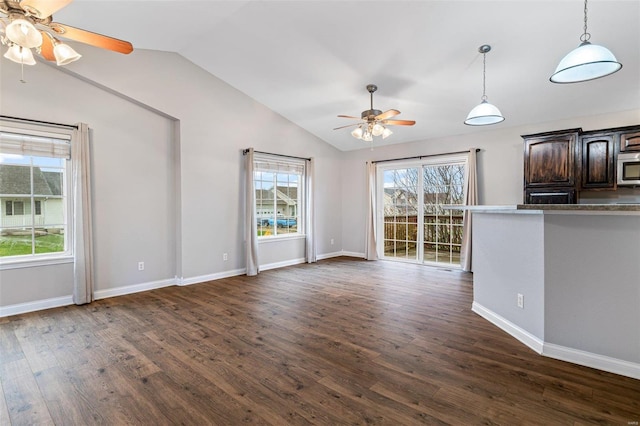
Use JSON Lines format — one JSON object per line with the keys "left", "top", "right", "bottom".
{"left": 0, "top": 0, "right": 132, "bottom": 69}
{"left": 334, "top": 84, "right": 416, "bottom": 142}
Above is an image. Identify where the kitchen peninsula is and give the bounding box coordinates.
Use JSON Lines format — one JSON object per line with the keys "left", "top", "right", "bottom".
{"left": 467, "top": 204, "right": 640, "bottom": 379}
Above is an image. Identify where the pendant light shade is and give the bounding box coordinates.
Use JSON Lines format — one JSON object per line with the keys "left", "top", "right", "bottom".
{"left": 550, "top": 0, "right": 622, "bottom": 83}
{"left": 465, "top": 100, "right": 505, "bottom": 126}
{"left": 550, "top": 41, "right": 622, "bottom": 83}
{"left": 464, "top": 44, "right": 504, "bottom": 126}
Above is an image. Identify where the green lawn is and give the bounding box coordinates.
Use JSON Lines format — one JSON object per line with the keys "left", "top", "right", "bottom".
{"left": 0, "top": 234, "right": 65, "bottom": 257}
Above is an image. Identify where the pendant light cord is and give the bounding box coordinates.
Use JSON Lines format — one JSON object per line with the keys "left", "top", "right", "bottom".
{"left": 580, "top": 0, "right": 591, "bottom": 43}
{"left": 481, "top": 51, "right": 487, "bottom": 101}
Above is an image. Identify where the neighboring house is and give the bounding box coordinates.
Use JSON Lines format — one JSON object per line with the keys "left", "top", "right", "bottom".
{"left": 0, "top": 164, "right": 64, "bottom": 232}
{"left": 383, "top": 187, "right": 418, "bottom": 217}
{"left": 255, "top": 186, "right": 298, "bottom": 221}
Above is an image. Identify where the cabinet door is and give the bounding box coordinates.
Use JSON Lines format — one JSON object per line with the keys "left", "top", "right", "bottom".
{"left": 524, "top": 133, "right": 577, "bottom": 188}
{"left": 620, "top": 131, "right": 640, "bottom": 152}
{"left": 525, "top": 188, "right": 576, "bottom": 204}
{"left": 581, "top": 134, "right": 615, "bottom": 189}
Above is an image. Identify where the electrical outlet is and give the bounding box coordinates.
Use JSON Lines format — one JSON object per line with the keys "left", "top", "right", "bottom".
{"left": 223, "top": 253, "right": 228, "bottom": 261}
{"left": 330, "top": 238, "right": 334, "bottom": 245}
{"left": 138, "top": 261, "right": 144, "bottom": 271}
{"left": 517, "top": 293, "right": 524, "bottom": 309}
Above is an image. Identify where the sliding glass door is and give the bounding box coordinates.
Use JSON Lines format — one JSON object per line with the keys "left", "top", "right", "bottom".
{"left": 378, "top": 156, "right": 466, "bottom": 267}
{"left": 422, "top": 162, "right": 465, "bottom": 265}
{"left": 382, "top": 168, "right": 419, "bottom": 260}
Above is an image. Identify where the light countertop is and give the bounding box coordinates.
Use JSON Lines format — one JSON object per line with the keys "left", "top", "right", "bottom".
{"left": 444, "top": 204, "right": 640, "bottom": 215}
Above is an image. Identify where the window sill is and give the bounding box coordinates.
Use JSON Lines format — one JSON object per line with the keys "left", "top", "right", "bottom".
{"left": 0, "top": 254, "right": 74, "bottom": 271}
{"left": 258, "top": 234, "right": 306, "bottom": 244}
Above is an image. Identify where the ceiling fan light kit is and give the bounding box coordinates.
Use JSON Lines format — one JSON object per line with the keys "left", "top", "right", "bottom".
{"left": 6, "top": 15, "right": 41, "bottom": 47}
{"left": 335, "top": 84, "right": 415, "bottom": 145}
{"left": 53, "top": 40, "right": 81, "bottom": 65}
{"left": 550, "top": 0, "right": 622, "bottom": 83}
{"left": 465, "top": 44, "right": 505, "bottom": 126}
{"left": 0, "top": 0, "right": 133, "bottom": 81}
{"left": 4, "top": 43, "right": 35, "bottom": 64}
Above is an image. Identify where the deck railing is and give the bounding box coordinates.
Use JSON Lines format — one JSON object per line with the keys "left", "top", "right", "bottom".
{"left": 383, "top": 214, "right": 464, "bottom": 253}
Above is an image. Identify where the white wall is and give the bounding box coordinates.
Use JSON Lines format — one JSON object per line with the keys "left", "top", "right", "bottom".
{"left": 339, "top": 108, "right": 640, "bottom": 256}
{"left": 0, "top": 47, "right": 343, "bottom": 311}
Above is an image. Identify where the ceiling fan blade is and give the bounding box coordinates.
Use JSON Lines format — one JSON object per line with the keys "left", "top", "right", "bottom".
{"left": 384, "top": 119, "right": 416, "bottom": 126}
{"left": 20, "top": 0, "right": 73, "bottom": 19}
{"left": 49, "top": 23, "right": 133, "bottom": 54}
{"left": 375, "top": 109, "right": 401, "bottom": 121}
{"left": 337, "top": 115, "right": 361, "bottom": 119}
{"left": 333, "top": 123, "right": 362, "bottom": 130}
{"left": 39, "top": 31, "right": 55, "bottom": 61}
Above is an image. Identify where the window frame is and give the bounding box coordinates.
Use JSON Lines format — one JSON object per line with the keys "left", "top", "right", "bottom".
{"left": 0, "top": 122, "right": 74, "bottom": 270}
{"left": 253, "top": 153, "right": 306, "bottom": 241}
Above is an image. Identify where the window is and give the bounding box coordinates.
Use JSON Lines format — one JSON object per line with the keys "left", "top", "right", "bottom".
{"left": 0, "top": 125, "right": 71, "bottom": 261}
{"left": 378, "top": 155, "right": 467, "bottom": 266}
{"left": 253, "top": 155, "right": 305, "bottom": 238}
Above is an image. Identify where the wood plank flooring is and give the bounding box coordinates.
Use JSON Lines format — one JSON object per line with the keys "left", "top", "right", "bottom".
{"left": 1, "top": 257, "right": 638, "bottom": 425}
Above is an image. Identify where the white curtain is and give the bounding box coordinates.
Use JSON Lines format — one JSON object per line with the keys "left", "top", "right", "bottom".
{"left": 460, "top": 148, "right": 478, "bottom": 272}
{"left": 72, "top": 123, "right": 95, "bottom": 305}
{"left": 305, "top": 158, "right": 316, "bottom": 263}
{"left": 364, "top": 161, "right": 378, "bottom": 260}
{"left": 245, "top": 148, "right": 259, "bottom": 276}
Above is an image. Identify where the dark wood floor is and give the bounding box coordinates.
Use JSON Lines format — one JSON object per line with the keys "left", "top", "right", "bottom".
{"left": 1, "top": 257, "right": 638, "bottom": 425}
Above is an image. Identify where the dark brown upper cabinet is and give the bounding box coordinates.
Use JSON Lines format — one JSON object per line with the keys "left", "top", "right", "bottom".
{"left": 522, "top": 125, "right": 640, "bottom": 204}
{"left": 581, "top": 132, "right": 615, "bottom": 189}
{"left": 523, "top": 130, "right": 579, "bottom": 188}
{"left": 522, "top": 129, "right": 580, "bottom": 204}
{"left": 619, "top": 130, "right": 640, "bottom": 152}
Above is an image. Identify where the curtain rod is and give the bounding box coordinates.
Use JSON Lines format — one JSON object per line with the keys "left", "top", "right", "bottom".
{"left": 371, "top": 148, "right": 480, "bottom": 164}
{"left": 0, "top": 115, "right": 78, "bottom": 130}
{"left": 243, "top": 148, "right": 311, "bottom": 161}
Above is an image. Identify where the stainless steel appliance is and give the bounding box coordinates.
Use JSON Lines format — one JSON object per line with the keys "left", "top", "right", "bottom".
{"left": 617, "top": 152, "right": 640, "bottom": 186}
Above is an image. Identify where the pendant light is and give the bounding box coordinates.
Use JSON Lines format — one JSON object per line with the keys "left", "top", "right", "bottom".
{"left": 550, "top": 0, "right": 622, "bottom": 83}
{"left": 465, "top": 44, "right": 505, "bottom": 126}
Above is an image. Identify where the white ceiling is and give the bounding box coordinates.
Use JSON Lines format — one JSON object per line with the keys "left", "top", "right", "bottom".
{"left": 53, "top": 0, "right": 640, "bottom": 151}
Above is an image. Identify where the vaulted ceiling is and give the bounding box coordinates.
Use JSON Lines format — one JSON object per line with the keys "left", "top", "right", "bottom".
{"left": 54, "top": 1, "right": 640, "bottom": 151}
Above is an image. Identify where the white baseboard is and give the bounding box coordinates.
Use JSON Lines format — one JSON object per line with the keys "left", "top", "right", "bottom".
{"left": 0, "top": 295, "right": 73, "bottom": 317}
{"left": 316, "top": 251, "right": 344, "bottom": 260}
{"left": 472, "top": 302, "right": 544, "bottom": 354}
{"left": 179, "top": 268, "right": 246, "bottom": 286}
{"left": 260, "top": 257, "right": 306, "bottom": 271}
{"left": 93, "top": 278, "right": 176, "bottom": 300}
{"left": 472, "top": 301, "right": 640, "bottom": 380}
{"left": 340, "top": 251, "right": 366, "bottom": 259}
{"left": 543, "top": 343, "right": 640, "bottom": 380}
